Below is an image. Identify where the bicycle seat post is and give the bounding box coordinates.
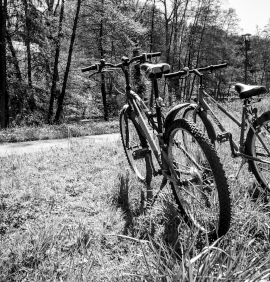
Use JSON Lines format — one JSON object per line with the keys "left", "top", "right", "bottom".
{"left": 151, "top": 76, "right": 163, "bottom": 134}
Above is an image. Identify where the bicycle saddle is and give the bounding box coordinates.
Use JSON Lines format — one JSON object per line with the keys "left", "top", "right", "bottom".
{"left": 140, "top": 63, "right": 170, "bottom": 79}
{"left": 235, "top": 83, "right": 267, "bottom": 99}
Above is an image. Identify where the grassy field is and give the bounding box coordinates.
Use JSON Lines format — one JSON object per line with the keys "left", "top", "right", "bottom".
{"left": 0, "top": 119, "right": 119, "bottom": 143}
{"left": 0, "top": 133, "right": 269, "bottom": 281}
{"left": 0, "top": 97, "right": 270, "bottom": 281}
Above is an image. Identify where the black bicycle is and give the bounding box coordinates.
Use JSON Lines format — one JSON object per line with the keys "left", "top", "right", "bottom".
{"left": 165, "top": 64, "right": 270, "bottom": 192}
{"left": 82, "top": 53, "right": 231, "bottom": 239}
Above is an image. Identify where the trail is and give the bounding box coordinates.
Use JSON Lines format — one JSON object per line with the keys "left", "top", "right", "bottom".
{"left": 0, "top": 133, "right": 120, "bottom": 156}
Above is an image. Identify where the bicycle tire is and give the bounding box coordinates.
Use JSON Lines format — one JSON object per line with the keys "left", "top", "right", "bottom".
{"left": 183, "top": 105, "right": 216, "bottom": 143}
{"left": 164, "top": 119, "right": 231, "bottom": 239}
{"left": 119, "top": 107, "right": 152, "bottom": 184}
{"left": 245, "top": 111, "right": 270, "bottom": 191}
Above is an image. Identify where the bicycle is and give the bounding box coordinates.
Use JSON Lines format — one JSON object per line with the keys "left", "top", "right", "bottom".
{"left": 165, "top": 63, "right": 270, "bottom": 192}
{"left": 81, "top": 53, "right": 231, "bottom": 239}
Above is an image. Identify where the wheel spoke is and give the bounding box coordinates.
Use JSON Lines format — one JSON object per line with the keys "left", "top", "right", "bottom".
{"left": 166, "top": 119, "right": 231, "bottom": 237}
{"left": 174, "top": 140, "right": 202, "bottom": 171}
{"left": 120, "top": 110, "right": 152, "bottom": 183}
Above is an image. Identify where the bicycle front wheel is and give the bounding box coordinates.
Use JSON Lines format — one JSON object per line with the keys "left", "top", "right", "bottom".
{"left": 246, "top": 111, "right": 270, "bottom": 191}
{"left": 165, "top": 119, "right": 231, "bottom": 239}
{"left": 119, "top": 107, "right": 152, "bottom": 184}
{"left": 183, "top": 105, "right": 216, "bottom": 144}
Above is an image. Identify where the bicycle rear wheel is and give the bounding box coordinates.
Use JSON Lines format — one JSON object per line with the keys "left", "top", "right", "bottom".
{"left": 119, "top": 107, "right": 152, "bottom": 184}
{"left": 165, "top": 119, "right": 231, "bottom": 239}
{"left": 245, "top": 111, "right": 270, "bottom": 191}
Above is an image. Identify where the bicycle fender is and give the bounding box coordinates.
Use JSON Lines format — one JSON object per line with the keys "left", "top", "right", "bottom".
{"left": 163, "top": 102, "right": 191, "bottom": 129}
{"left": 197, "top": 108, "right": 217, "bottom": 142}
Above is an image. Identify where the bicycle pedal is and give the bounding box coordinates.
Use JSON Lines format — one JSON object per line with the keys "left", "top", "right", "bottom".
{"left": 132, "top": 148, "right": 150, "bottom": 160}
{"left": 217, "top": 132, "right": 230, "bottom": 143}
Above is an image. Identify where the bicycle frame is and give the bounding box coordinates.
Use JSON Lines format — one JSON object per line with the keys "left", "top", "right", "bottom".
{"left": 196, "top": 86, "right": 270, "bottom": 165}
{"left": 83, "top": 54, "right": 210, "bottom": 186}
{"left": 122, "top": 60, "right": 203, "bottom": 186}
{"left": 124, "top": 78, "right": 184, "bottom": 185}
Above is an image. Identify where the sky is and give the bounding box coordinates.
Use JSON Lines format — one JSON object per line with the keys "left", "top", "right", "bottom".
{"left": 226, "top": 0, "right": 270, "bottom": 34}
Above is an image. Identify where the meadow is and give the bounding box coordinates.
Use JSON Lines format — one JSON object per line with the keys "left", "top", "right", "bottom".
{"left": 0, "top": 97, "right": 270, "bottom": 281}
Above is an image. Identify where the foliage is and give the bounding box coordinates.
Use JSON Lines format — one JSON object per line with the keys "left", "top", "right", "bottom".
{"left": 2, "top": 0, "right": 270, "bottom": 126}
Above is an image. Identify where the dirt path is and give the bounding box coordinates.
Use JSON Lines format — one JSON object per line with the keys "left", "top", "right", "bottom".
{"left": 0, "top": 133, "right": 120, "bottom": 156}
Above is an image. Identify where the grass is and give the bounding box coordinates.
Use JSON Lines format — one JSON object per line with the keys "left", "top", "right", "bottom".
{"left": 0, "top": 119, "right": 119, "bottom": 143}
{"left": 0, "top": 131, "right": 269, "bottom": 281}
{"left": 0, "top": 98, "right": 270, "bottom": 280}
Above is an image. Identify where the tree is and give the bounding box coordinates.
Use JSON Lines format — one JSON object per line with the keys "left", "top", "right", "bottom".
{"left": 54, "top": 0, "right": 82, "bottom": 123}
{"left": 0, "top": 0, "right": 8, "bottom": 128}
{"left": 77, "top": 0, "right": 147, "bottom": 120}
{"left": 47, "top": 0, "right": 65, "bottom": 123}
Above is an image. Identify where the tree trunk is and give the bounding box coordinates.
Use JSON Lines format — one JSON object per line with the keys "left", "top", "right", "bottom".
{"left": 47, "top": 0, "right": 65, "bottom": 123}
{"left": 190, "top": 22, "right": 207, "bottom": 97}
{"left": 0, "top": 0, "right": 8, "bottom": 128}
{"left": 99, "top": 0, "right": 108, "bottom": 121}
{"left": 23, "top": 0, "right": 35, "bottom": 112}
{"left": 6, "top": 25, "right": 25, "bottom": 116}
{"left": 6, "top": 29, "right": 22, "bottom": 81}
{"left": 164, "top": 2, "right": 171, "bottom": 64}
{"left": 149, "top": 0, "right": 155, "bottom": 53}
{"left": 178, "top": 0, "right": 189, "bottom": 96}
{"left": 54, "top": 0, "right": 81, "bottom": 123}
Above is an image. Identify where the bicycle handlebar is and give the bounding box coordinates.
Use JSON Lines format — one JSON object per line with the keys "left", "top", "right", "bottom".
{"left": 81, "top": 52, "right": 161, "bottom": 73}
{"left": 164, "top": 67, "right": 189, "bottom": 78}
{"left": 164, "top": 63, "right": 227, "bottom": 78}
{"left": 195, "top": 63, "right": 227, "bottom": 73}
{"left": 81, "top": 64, "right": 98, "bottom": 72}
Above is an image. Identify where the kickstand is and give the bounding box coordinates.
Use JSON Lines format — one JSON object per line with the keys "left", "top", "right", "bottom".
{"left": 150, "top": 177, "right": 168, "bottom": 207}
{"left": 235, "top": 158, "right": 247, "bottom": 179}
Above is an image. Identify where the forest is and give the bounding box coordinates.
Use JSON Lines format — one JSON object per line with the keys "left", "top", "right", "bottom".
{"left": 0, "top": 0, "right": 270, "bottom": 128}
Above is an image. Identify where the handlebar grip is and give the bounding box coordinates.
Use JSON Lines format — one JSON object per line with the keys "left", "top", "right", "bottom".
{"left": 81, "top": 64, "right": 98, "bottom": 72}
